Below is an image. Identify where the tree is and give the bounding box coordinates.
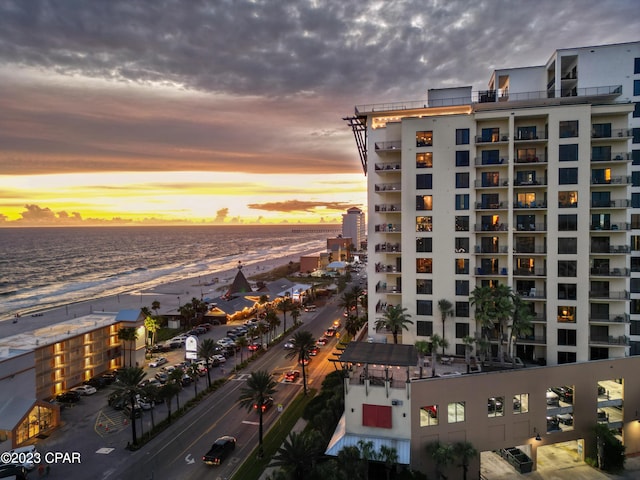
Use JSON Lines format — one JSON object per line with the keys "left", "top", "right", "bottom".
{"left": 462, "top": 335, "right": 475, "bottom": 373}
{"left": 117, "top": 327, "right": 139, "bottom": 367}
{"left": 338, "top": 290, "right": 356, "bottom": 319}
{"left": 350, "top": 285, "right": 364, "bottom": 318}
{"left": 493, "top": 284, "right": 515, "bottom": 366}
{"left": 470, "top": 285, "right": 498, "bottom": 366}
{"left": 161, "top": 381, "right": 181, "bottom": 424}
{"left": 437, "top": 299, "right": 454, "bottom": 356}
{"left": 414, "top": 340, "right": 430, "bottom": 379}
{"left": 291, "top": 305, "right": 301, "bottom": 325}
{"left": 510, "top": 295, "right": 534, "bottom": 366}
{"left": 186, "top": 363, "right": 200, "bottom": 397}
{"left": 113, "top": 366, "right": 146, "bottom": 446}
{"left": 151, "top": 300, "right": 160, "bottom": 317}
{"left": 236, "top": 335, "right": 248, "bottom": 363}
{"left": 429, "top": 334, "right": 449, "bottom": 377}
{"left": 453, "top": 441, "right": 477, "bottom": 480}
{"left": 168, "top": 367, "right": 184, "bottom": 411}
{"left": 285, "top": 330, "right": 316, "bottom": 395}
{"left": 141, "top": 383, "right": 159, "bottom": 430}
{"left": 376, "top": 444, "right": 399, "bottom": 480}
{"left": 265, "top": 307, "right": 280, "bottom": 342}
{"left": 375, "top": 304, "right": 413, "bottom": 344}
{"left": 278, "top": 297, "right": 294, "bottom": 334}
{"left": 144, "top": 314, "right": 160, "bottom": 347}
{"left": 336, "top": 446, "right": 365, "bottom": 480}
{"left": 178, "top": 302, "right": 195, "bottom": 329}
{"left": 345, "top": 314, "right": 364, "bottom": 338}
{"left": 426, "top": 441, "right": 454, "bottom": 480}
{"left": 269, "top": 430, "right": 323, "bottom": 480}
{"left": 238, "top": 370, "right": 277, "bottom": 448}
{"left": 198, "top": 338, "right": 218, "bottom": 389}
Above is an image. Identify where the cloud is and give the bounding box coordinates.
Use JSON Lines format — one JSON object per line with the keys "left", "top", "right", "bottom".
{"left": 213, "top": 208, "right": 229, "bottom": 224}
{"left": 247, "top": 199, "right": 358, "bottom": 213}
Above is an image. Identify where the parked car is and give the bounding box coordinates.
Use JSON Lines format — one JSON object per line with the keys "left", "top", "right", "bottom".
{"left": 71, "top": 384, "right": 97, "bottom": 396}
{"left": 304, "top": 305, "right": 317, "bottom": 312}
{"left": 123, "top": 404, "right": 143, "bottom": 418}
{"left": 557, "top": 413, "right": 573, "bottom": 425}
{"left": 56, "top": 391, "right": 81, "bottom": 403}
{"left": 198, "top": 323, "right": 213, "bottom": 331}
{"left": 545, "top": 389, "right": 559, "bottom": 406}
{"left": 210, "top": 354, "right": 227, "bottom": 364}
{"left": 108, "top": 392, "right": 126, "bottom": 410}
{"left": 550, "top": 386, "right": 573, "bottom": 403}
{"left": 487, "top": 397, "right": 504, "bottom": 414}
{"left": 0, "top": 463, "right": 29, "bottom": 479}
{"left": 546, "top": 415, "right": 561, "bottom": 432}
{"left": 136, "top": 395, "right": 155, "bottom": 410}
{"left": 155, "top": 372, "right": 169, "bottom": 384}
{"left": 597, "top": 409, "right": 609, "bottom": 423}
{"left": 84, "top": 377, "right": 107, "bottom": 389}
{"left": 202, "top": 436, "right": 236, "bottom": 466}
{"left": 284, "top": 370, "right": 300, "bottom": 382}
{"left": 253, "top": 397, "right": 274, "bottom": 412}
{"left": 100, "top": 371, "right": 117, "bottom": 384}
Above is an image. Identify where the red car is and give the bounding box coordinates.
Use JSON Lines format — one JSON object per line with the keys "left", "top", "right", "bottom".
{"left": 248, "top": 342, "right": 262, "bottom": 352}
{"left": 316, "top": 337, "right": 328, "bottom": 346}
{"left": 284, "top": 370, "right": 300, "bottom": 382}
{"left": 324, "top": 327, "right": 337, "bottom": 337}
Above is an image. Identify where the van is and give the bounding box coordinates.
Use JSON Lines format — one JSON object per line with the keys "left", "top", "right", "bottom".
{"left": 4, "top": 445, "right": 39, "bottom": 470}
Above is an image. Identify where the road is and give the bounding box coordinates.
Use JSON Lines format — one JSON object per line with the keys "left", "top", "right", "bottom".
{"left": 31, "top": 297, "right": 344, "bottom": 480}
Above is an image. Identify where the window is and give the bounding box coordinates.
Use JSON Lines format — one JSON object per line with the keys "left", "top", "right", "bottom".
{"left": 416, "top": 237, "right": 432, "bottom": 252}
{"left": 632, "top": 320, "right": 640, "bottom": 336}
{"left": 558, "top": 352, "right": 576, "bottom": 364}
{"left": 481, "top": 150, "right": 501, "bottom": 165}
{"left": 517, "top": 214, "right": 536, "bottom": 231}
{"left": 455, "top": 322, "right": 469, "bottom": 338}
{"left": 416, "top": 321, "right": 433, "bottom": 337}
{"left": 420, "top": 404, "right": 439, "bottom": 426}
{"left": 481, "top": 171, "right": 500, "bottom": 187}
{"left": 592, "top": 191, "right": 611, "bottom": 208}
{"left": 558, "top": 329, "right": 577, "bottom": 346}
{"left": 456, "top": 128, "right": 470, "bottom": 145}
{"left": 417, "top": 279, "right": 433, "bottom": 294}
{"left": 455, "top": 150, "right": 470, "bottom": 166}
{"left": 592, "top": 123, "right": 611, "bottom": 138}
{"left": 633, "top": 150, "right": 640, "bottom": 165}
{"left": 454, "top": 237, "right": 469, "bottom": 253}
{"left": 516, "top": 148, "right": 537, "bottom": 163}
{"left": 416, "top": 152, "right": 433, "bottom": 168}
{"left": 631, "top": 278, "right": 640, "bottom": 293}
{"left": 417, "top": 300, "right": 433, "bottom": 316}
{"left": 558, "top": 306, "right": 576, "bottom": 323}
{"left": 488, "top": 396, "right": 504, "bottom": 417}
{"left": 513, "top": 393, "right": 529, "bottom": 414}
{"left": 632, "top": 299, "right": 640, "bottom": 315}
{"left": 634, "top": 236, "right": 640, "bottom": 251}
{"left": 559, "top": 120, "right": 579, "bottom": 138}
{"left": 516, "top": 171, "right": 537, "bottom": 186}
{"left": 632, "top": 193, "right": 640, "bottom": 209}
{"left": 517, "top": 126, "right": 537, "bottom": 140}
{"left": 558, "top": 214, "right": 577, "bottom": 231}
{"left": 416, "top": 195, "right": 433, "bottom": 211}
{"left": 455, "top": 280, "right": 469, "bottom": 296}
{"left": 416, "top": 216, "right": 432, "bottom": 232}
{"left": 558, "top": 260, "right": 577, "bottom": 277}
{"left": 633, "top": 215, "right": 640, "bottom": 230}
{"left": 481, "top": 127, "right": 500, "bottom": 142}
{"left": 455, "top": 216, "right": 469, "bottom": 231}
{"left": 635, "top": 79, "right": 640, "bottom": 96}
{"left": 481, "top": 193, "right": 500, "bottom": 209}
{"left": 416, "top": 131, "right": 433, "bottom": 147}
{"left": 558, "top": 283, "right": 577, "bottom": 300}
{"left": 634, "top": 102, "right": 640, "bottom": 118}
{"left": 592, "top": 146, "right": 611, "bottom": 161}
{"left": 558, "top": 191, "right": 578, "bottom": 208}
{"left": 455, "top": 302, "right": 469, "bottom": 317}
{"left": 559, "top": 144, "right": 578, "bottom": 161}
{"left": 636, "top": 57, "right": 640, "bottom": 74}
{"left": 633, "top": 128, "right": 640, "bottom": 144}
{"left": 455, "top": 259, "right": 469, "bottom": 274}
{"left": 416, "top": 258, "right": 433, "bottom": 273}
{"left": 592, "top": 212, "right": 611, "bottom": 230}
{"left": 455, "top": 194, "right": 469, "bottom": 210}
{"left": 448, "top": 401, "right": 465, "bottom": 423}
{"left": 416, "top": 174, "right": 432, "bottom": 189}
{"left": 592, "top": 167, "right": 611, "bottom": 184}
{"left": 559, "top": 167, "right": 578, "bottom": 184}
{"left": 456, "top": 172, "right": 469, "bottom": 188}
{"left": 632, "top": 171, "right": 640, "bottom": 187}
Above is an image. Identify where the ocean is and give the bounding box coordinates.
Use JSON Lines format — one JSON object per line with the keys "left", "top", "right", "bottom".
{"left": 0, "top": 225, "right": 337, "bottom": 321}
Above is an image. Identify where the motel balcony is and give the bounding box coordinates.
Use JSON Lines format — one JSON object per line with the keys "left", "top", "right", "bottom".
{"left": 588, "top": 335, "right": 630, "bottom": 346}
{"left": 375, "top": 183, "right": 401, "bottom": 192}
{"left": 588, "top": 290, "right": 630, "bottom": 300}
{"left": 375, "top": 162, "right": 402, "bottom": 172}
{"left": 374, "top": 140, "right": 402, "bottom": 152}
{"left": 589, "top": 313, "right": 630, "bottom": 324}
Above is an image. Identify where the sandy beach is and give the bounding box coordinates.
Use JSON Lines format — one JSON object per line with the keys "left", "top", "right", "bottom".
{"left": 2, "top": 248, "right": 320, "bottom": 335}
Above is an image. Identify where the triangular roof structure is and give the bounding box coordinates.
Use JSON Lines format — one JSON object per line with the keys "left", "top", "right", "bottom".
{"left": 225, "top": 262, "right": 253, "bottom": 297}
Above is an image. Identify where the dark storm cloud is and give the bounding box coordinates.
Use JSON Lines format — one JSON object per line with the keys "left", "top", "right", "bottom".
{"left": 1, "top": 0, "right": 638, "bottom": 99}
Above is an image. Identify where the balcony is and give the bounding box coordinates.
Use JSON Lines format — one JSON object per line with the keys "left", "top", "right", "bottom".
{"left": 475, "top": 133, "right": 509, "bottom": 144}
{"left": 374, "top": 224, "right": 401, "bottom": 233}
{"left": 517, "top": 288, "right": 546, "bottom": 300}
{"left": 516, "top": 335, "right": 547, "bottom": 345}
{"left": 590, "top": 175, "right": 631, "bottom": 186}
{"left": 513, "top": 268, "right": 547, "bottom": 277}
{"left": 475, "top": 223, "right": 509, "bottom": 232}
{"left": 590, "top": 245, "right": 630, "bottom": 254}
{"left": 375, "top": 284, "right": 402, "bottom": 294}
{"left": 590, "top": 223, "right": 629, "bottom": 232}
{"left": 374, "top": 204, "right": 401, "bottom": 212}
{"left": 589, "top": 313, "right": 630, "bottom": 324}
{"left": 588, "top": 290, "right": 629, "bottom": 300}
{"left": 514, "top": 177, "right": 547, "bottom": 187}
{"left": 530, "top": 313, "right": 547, "bottom": 323}
{"left": 514, "top": 245, "right": 547, "bottom": 254}
{"left": 474, "top": 179, "right": 509, "bottom": 188}
{"left": 589, "top": 267, "right": 630, "bottom": 277}
{"left": 374, "top": 140, "right": 402, "bottom": 152}
{"left": 515, "top": 223, "right": 547, "bottom": 232}
{"left": 375, "top": 243, "right": 401, "bottom": 253}
{"left": 474, "top": 245, "right": 509, "bottom": 254}
{"left": 515, "top": 153, "right": 547, "bottom": 164}
{"left": 375, "top": 183, "right": 401, "bottom": 192}
{"left": 588, "top": 335, "right": 630, "bottom": 346}
{"left": 476, "top": 267, "right": 508, "bottom": 276}
{"left": 513, "top": 201, "right": 547, "bottom": 209}
{"left": 591, "top": 152, "right": 631, "bottom": 163}
{"left": 514, "top": 132, "right": 548, "bottom": 142}
{"left": 591, "top": 128, "right": 631, "bottom": 139}
{"left": 375, "top": 263, "right": 401, "bottom": 273}
{"left": 375, "top": 162, "right": 401, "bottom": 172}
{"left": 474, "top": 156, "right": 508, "bottom": 166}
{"left": 475, "top": 201, "right": 509, "bottom": 210}
{"left": 590, "top": 199, "right": 630, "bottom": 209}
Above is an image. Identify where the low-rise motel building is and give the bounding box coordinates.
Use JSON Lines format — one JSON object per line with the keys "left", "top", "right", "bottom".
{"left": 327, "top": 342, "right": 640, "bottom": 479}
{"left": 0, "top": 309, "right": 145, "bottom": 448}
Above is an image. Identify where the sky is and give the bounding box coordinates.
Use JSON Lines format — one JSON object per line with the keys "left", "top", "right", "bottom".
{"left": 1, "top": 0, "right": 639, "bottom": 226}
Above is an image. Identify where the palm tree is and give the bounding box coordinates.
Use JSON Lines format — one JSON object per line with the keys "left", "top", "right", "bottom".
{"left": 238, "top": 370, "right": 277, "bottom": 448}
{"left": 357, "top": 440, "right": 377, "bottom": 480}
{"left": 374, "top": 304, "right": 413, "bottom": 344}
{"left": 510, "top": 295, "right": 534, "bottom": 366}
{"left": 414, "top": 340, "right": 430, "bottom": 379}
{"left": 186, "top": 363, "right": 200, "bottom": 397}
{"left": 437, "top": 299, "right": 454, "bottom": 356}
{"left": 151, "top": 300, "right": 160, "bottom": 317}
{"left": 161, "top": 381, "right": 181, "bottom": 423}
{"left": 336, "top": 446, "right": 365, "bottom": 480}
{"left": 453, "top": 441, "right": 478, "bottom": 480}
{"left": 141, "top": 383, "right": 159, "bottom": 430}
{"left": 470, "top": 285, "right": 496, "bottom": 365}
{"left": 269, "top": 430, "right": 323, "bottom": 480}
{"left": 278, "top": 297, "right": 294, "bottom": 334}
{"left": 118, "top": 327, "right": 139, "bottom": 367}
{"left": 178, "top": 302, "right": 195, "bottom": 329}
{"left": 462, "top": 335, "right": 475, "bottom": 373}
{"left": 291, "top": 305, "right": 301, "bottom": 325}
{"left": 168, "top": 367, "right": 184, "bottom": 411}
{"left": 236, "top": 335, "right": 248, "bottom": 364}
{"left": 144, "top": 314, "right": 160, "bottom": 347}
{"left": 376, "top": 444, "right": 399, "bottom": 480}
{"left": 265, "top": 308, "right": 280, "bottom": 342}
{"left": 426, "top": 441, "right": 455, "bottom": 480}
{"left": 198, "top": 338, "right": 217, "bottom": 389}
{"left": 285, "top": 330, "right": 316, "bottom": 395}
{"left": 493, "top": 284, "right": 515, "bottom": 366}
{"left": 345, "top": 314, "right": 363, "bottom": 338}
{"left": 350, "top": 285, "right": 364, "bottom": 318}
{"left": 113, "top": 366, "right": 146, "bottom": 446}
{"left": 338, "top": 290, "right": 356, "bottom": 319}
{"left": 429, "top": 334, "right": 449, "bottom": 377}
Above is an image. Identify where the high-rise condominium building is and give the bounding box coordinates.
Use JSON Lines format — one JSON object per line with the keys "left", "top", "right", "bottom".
{"left": 342, "top": 206, "right": 366, "bottom": 249}
{"left": 346, "top": 41, "right": 640, "bottom": 366}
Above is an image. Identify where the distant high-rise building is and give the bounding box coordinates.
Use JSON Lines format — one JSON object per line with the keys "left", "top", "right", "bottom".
{"left": 342, "top": 207, "right": 366, "bottom": 249}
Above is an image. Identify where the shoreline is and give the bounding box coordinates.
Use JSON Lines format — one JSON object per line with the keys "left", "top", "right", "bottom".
{"left": 2, "top": 248, "right": 322, "bottom": 333}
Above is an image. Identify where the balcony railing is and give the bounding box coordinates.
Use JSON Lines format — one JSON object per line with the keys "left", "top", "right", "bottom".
{"left": 374, "top": 140, "right": 402, "bottom": 151}
{"left": 375, "top": 224, "right": 401, "bottom": 233}
{"left": 591, "top": 152, "right": 630, "bottom": 162}
{"left": 513, "top": 268, "right": 547, "bottom": 277}
{"left": 375, "top": 162, "right": 401, "bottom": 171}
{"left": 590, "top": 223, "right": 629, "bottom": 231}
{"left": 515, "top": 153, "right": 547, "bottom": 164}
{"left": 514, "top": 245, "right": 547, "bottom": 254}
{"left": 589, "top": 267, "right": 630, "bottom": 277}
{"left": 476, "top": 267, "right": 508, "bottom": 276}
{"left": 475, "top": 201, "right": 509, "bottom": 210}
{"left": 590, "top": 245, "right": 630, "bottom": 254}
{"left": 515, "top": 335, "right": 547, "bottom": 345}
{"left": 475, "top": 223, "right": 509, "bottom": 232}
{"left": 375, "top": 183, "right": 401, "bottom": 192}
{"left": 474, "top": 156, "right": 508, "bottom": 166}
{"left": 588, "top": 335, "right": 629, "bottom": 346}
{"left": 375, "top": 263, "right": 401, "bottom": 273}
{"left": 474, "top": 245, "right": 509, "bottom": 254}
{"left": 591, "top": 128, "right": 631, "bottom": 139}
{"left": 474, "top": 179, "right": 509, "bottom": 188}
{"left": 375, "top": 243, "right": 401, "bottom": 253}
{"left": 514, "top": 132, "right": 548, "bottom": 141}
{"left": 588, "top": 290, "right": 629, "bottom": 300}
{"left": 513, "top": 201, "right": 547, "bottom": 209}
{"left": 531, "top": 313, "right": 547, "bottom": 323}
{"left": 374, "top": 204, "right": 401, "bottom": 212}
{"left": 589, "top": 313, "right": 630, "bottom": 324}
{"left": 590, "top": 175, "right": 631, "bottom": 186}
{"left": 590, "top": 199, "right": 630, "bottom": 208}
{"left": 515, "top": 223, "right": 547, "bottom": 232}
{"left": 475, "top": 134, "right": 509, "bottom": 144}
{"left": 514, "top": 177, "right": 547, "bottom": 186}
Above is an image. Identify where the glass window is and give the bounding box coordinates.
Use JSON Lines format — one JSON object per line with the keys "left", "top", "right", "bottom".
{"left": 416, "top": 195, "right": 433, "bottom": 211}
{"left": 456, "top": 128, "right": 470, "bottom": 145}
{"left": 420, "top": 404, "right": 439, "bottom": 426}
{"left": 417, "top": 131, "right": 433, "bottom": 147}
{"left": 558, "top": 329, "right": 577, "bottom": 346}
{"left": 632, "top": 193, "right": 640, "bottom": 209}
{"left": 416, "top": 237, "right": 432, "bottom": 252}
{"left": 558, "top": 215, "right": 577, "bottom": 231}
{"left": 455, "top": 302, "right": 469, "bottom": 317}
{"left": 559, "top": 167, "right": 578, "bottom": 184}
{"left": 558, "top": 283, "right": 577, "bottom": 300}
{"left": 481, "top": 150, "right": 501, "bottom": 165}
{"left": 592, "top": 123, "right": 612, "bottom": 139}
{"left": 481, "top": 127, "right": 500, "bottom": 142}
{"left": 455, "top": 194, "right": 469, "bottom": 210}
{"left": 455, "top": 280, "right": 469, "bottom": 296}
{"left": 455, "top": 150, "right": 470, "bottom": 166}
{"left": 592, "top": 146, "right": 611, "bottom": 161}
{"left": 488, "top": 396, "right": 504, "bottom": 417}
{"left": 417, "top": 300, "right": 433, "bottom": 316}
{"left": 632, "top": 171, "right": 640, "bottom": 187}
{"left": 417, "top": 279, "right": 433, "bottom": 294}
{"left": 516, "top": 148, "right": 537, "bottom": 163}
{"left": 635, "top": 57, "right": 640, "bottom": 74}
{"left": 559, "top": 144, "right": 578, "bottom": 161}
{"left": 592, "top": 168, "right": 611, "bottom": 184}
{"left": 455, "top": 216, "right": 469, "bottom": 231}
{"left": 559, "top": 120, "right": 579, "bottom": 138}
{"left": 456, "top": 172, "right": 469, "bottom": 188}
{"left": 455, "top": 259, "right": 469, "bottom": 274}
{"left": 633, "top": 128, "right": 640, "bottom": 144}
{"left": 558, "top": 260, "right": 577, "bottom": 277}
{"left": 558, "top": 191, "right": 578, "bottom": 208}
{"left": 416, "top": 216, "right": 433, "bottom": 232}
{"left": 416, "top": 320, "right": 433, "bottom": 336}
{"left": 635, "top": 79, "right": 640, "bottom": 96}
{"left": 632, "top": 215, "right": 640, "bottom": 229}
{"left": 633, "top": 256, "right": 640, "bottom": 272}
{"left": 416, "top": 174, "right": 432, "bottom": 189}
{"left": 455, "top": 322, "right": 469, "bottom": 338}
{"left": 633, "top": 102, "right": 640, "bottom": 118}
{"left": 558, "top": 352, "right": 576, "bottom": 364}
{"left": 513, "top": 393, "right": 529, "bottom": 414}
{"left": 416, "top": 152, "right": 433, "bottom": 168}
{"left": 417, "top": 258, "right": 433, "bottom": 273}
{"left": 448, "top": 401, "right": 465, "bottom": 423}
{"left": 517, "top": 126, "right": 537, "bottom": 140}
{"left": 558, "top": 306, "right": 576, "bottom": 323}
{"left": 454, "top": 237, "right": 469, "bottom": 253}
{"left": 558, "top": 237, "right": 577, "bottom": 254}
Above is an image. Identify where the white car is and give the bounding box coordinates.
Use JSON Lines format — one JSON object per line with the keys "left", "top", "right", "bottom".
{"left": 136, "top": 395, "right": 155, "bottom": 410}
{"left": 217, "top": 338, "right": 234, "bottom": 347}
{"left": 210, "top": 354, "right": 227, "bottom": 364}
{"left": 283, "top": 341, "right": 295, "bottom": 349}
{"left": 149, "top": 357, "right": 168, "bottom": 368}
{"left": 71, "top": 385, "right": 97, "bottom": 396}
